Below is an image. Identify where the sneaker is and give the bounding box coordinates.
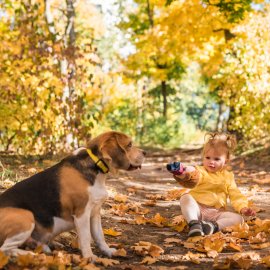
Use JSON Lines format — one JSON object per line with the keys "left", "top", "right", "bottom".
{"left": 201, "top": 221, "right": 219, "bottom": 235}
{"left": 188, "top": 220, "right": 204, "bottom": 237}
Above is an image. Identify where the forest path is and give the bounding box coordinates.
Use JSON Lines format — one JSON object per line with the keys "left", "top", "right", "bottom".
{"left": 0, "top": 147, "right": 270, "bottom": 269}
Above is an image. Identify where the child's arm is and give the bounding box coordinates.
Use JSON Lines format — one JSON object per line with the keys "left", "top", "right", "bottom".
{"left": 173, "top": 166, "right": 200, "bottom": 188}
{"left": 227, "top": 173, "right": 255, "bottom": 215}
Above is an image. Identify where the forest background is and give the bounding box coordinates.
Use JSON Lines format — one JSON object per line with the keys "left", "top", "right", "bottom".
{"left": 0, "top": 0, "right": 270, "bottom": 154}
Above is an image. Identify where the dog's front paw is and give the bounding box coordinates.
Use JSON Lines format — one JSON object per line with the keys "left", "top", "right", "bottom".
{"left": 101, "top": 247, "right": 117, "bottom": 257}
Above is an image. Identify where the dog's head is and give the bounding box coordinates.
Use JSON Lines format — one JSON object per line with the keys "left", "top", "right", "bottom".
{"left": 89, "top": 131, "right": 145, "bottom": 172}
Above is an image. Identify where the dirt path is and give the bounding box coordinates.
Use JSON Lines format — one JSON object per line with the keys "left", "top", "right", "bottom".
{"left": 1, "top": 148, "right": 270, "bottom": 269}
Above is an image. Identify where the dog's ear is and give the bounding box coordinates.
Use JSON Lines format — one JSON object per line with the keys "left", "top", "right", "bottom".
{"left": 99, "top": 135, "right": 130, "bottom": 173}
{"left": 99, "top": 138, "right": 114, "bottom": 165}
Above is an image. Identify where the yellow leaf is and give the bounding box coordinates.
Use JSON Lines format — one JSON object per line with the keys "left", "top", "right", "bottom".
{"left": 113, "top": 248, "right": 127, "bottom": 257}
{"left": 148, "top": 244, "right": 164, "bottom": 257}
{"left": 135, "top": 216, "right": 147, "bottom": 225}
{"left": 203, "top": 237, "right": 225, "bottom": 253}
{"left": 103, "top": 228, "right": 122, "bottom": 237}
{"left": 149, "top": 213, "right": 167, "bottom": 227}
{"left": 227, "top": 241, "right": 242, "bottom": 252}
{"left": 183, "top": 252, "right": 205, "bottom": 264}
{"left": 231, "top": 254, "right": 252, "bottom": 270}
{"left": 165, "top": 189, "right": 188, "bottom": 201}
{"left": 95, "top": 257, "right": 119, "bottom": 267}
{"left": 171, "top": 215, "right": 186, "bottom": 225}
{"left": 164, "top": 237, "right": 182, "bottom": 244}
{"left": 250, "top": 242, "right": 270, "bottom": 249}
{"left": 0, "top": 251, "right": 9, "bottom": 268}
{"left": 83, "top": 264, "right": 100, "bottom": 270}
{"left": 249, "top": 232, "right": 267, "bottom": 244}
{"left": 171, "top": 223, "right": 187, "bottom": 232}
{"left": 131, "top": 241, "right": 163, "bottom": 257}
{"left": 17, "top": 253, "right": 37, "bottom": 267}
{"left": 114, "top": 194, "right": 128, "bottom": 203}
{"left": 143, "top": 200, "right": 157, "bottom": 206}
{"left": 262, "top": 255, "right": 270, "bottom": 267}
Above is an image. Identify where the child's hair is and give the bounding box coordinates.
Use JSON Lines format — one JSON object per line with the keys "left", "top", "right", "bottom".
{"left": 202, "top": 132, "right": 237, "bottom": 160}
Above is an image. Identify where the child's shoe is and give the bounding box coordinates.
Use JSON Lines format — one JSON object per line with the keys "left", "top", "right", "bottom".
{"left": 201, "top": 221, "right": 219, "bottom": 235}
{"left": 188, "top": 220, "right": 204, "bottom": 237}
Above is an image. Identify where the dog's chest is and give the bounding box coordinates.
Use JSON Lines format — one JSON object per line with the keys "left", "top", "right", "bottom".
{"left": 88, "top": 174, "right": 108, "bottom": 205}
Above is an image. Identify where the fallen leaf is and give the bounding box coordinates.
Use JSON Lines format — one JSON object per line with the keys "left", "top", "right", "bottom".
{"left": 207, "top": 250, "right": 219, "bottom": 258}
{"left": 83, "top": 263, "right": 101, "bottom": 270}
{"left": 249, "top": 232, "right": 267, "bottom": 244}
{"left": 103, "top": 228, "right": 122, "bottom": 237}
{"left": 53, "top": 251, "right": 72, "bottom": 265}
{"left": 156, "top": 266, "right": 187, "bottom": 270}
{"left": 95, "top": 257, "right": 120, "bottom": 267}
{"left": 113, "top": 248, "right": 127, "bottom": 257}
{"left": 262, "top": 255, "right": 270, "bottom": 267}
{"left": 250, "top": 242, "right": 270, "bottom": 249}
{"left": 148, "top": 244, "right": 164, "bottom": 257}
{"left": 231, "top": 254, "right": 252, "bottom": 270}
{"left": 171, "top": 215, "right": 186, "bottom": 225}
{"left": 135, "top": 216, "right": 147, "bottom": 225}
{"left": 213, "top": 258, "right": 231, "bottom": 269}
{"left": 28, "top": 167, "right": 37, "bottom": 174}
{"left": 143, "top": 200, "right": 157, "bottom": 206}
{"left": 164, "top": 238, "right": 182, "bottom": 244}
{"left": 114, "top": 194, "right": 128, "bottom": 203}
{"left": 132, "top": 241, "right": 164, "bottom": 257}
{"left": 127, "top": 187, "right": 137, "bottom": 193}
{"left": 159, "top": 254, "right": 183, "bottom": 263}
{"left": 0, "top": 251, "right": 9, "bottom": 268}
{"left": 204, "top": 237, "right": 225, "bottom": 253}
{"left": 165, "top": 189, "right": 188, "bottom": 201}
{"left": 227, "top": 241, "right": 242, "bottom": 252}
{"left": 252, "top": 177, "right": 270, "bottom": 184}
{"left": 182, "top": 251, "right": 205, "bottom": 264}
{"left": 17, "top": 254, "right": 35, "bottom": 267}
{"left": 2, "top": 179, "right": 15, "bottom": 189}
{"left": 149, "top": 213, "right": 167, "bottom": 227}
{"left": 145, "top": 194, "right": 164, "bottom": 200}
{"left": 140, "top": 256, "right": 158, "bottom": 265}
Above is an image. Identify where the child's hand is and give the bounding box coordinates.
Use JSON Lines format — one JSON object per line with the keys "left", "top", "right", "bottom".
{"left": 240, "top": 207, "right": 256, "bottom": 216}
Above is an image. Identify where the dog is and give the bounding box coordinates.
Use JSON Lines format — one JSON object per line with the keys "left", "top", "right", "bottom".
{"left": 0, "top": 131, "right": 145, "bottom": 260}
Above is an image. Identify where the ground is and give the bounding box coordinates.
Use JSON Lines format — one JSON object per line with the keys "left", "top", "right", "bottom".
{"left": 0, "top": 146, "right": 270, "bottom": 269}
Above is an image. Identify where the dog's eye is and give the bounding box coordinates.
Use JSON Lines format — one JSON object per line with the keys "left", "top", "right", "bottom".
{"left": 127, "top": 142, "right": 132, "bottom": 148}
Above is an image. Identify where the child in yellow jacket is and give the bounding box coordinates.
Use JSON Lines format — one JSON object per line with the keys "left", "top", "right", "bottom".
{"left": 172, "top": 132, "right": 256, "bottom": 237}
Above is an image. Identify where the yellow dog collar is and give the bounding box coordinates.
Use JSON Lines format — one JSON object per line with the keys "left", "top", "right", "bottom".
{"left": 86, "top": 149, "right": 109, "bottom": 174}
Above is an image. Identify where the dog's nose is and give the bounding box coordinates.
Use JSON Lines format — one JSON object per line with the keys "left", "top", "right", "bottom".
{"left": 142, "top": 150, "right": 146, "bottom": 156}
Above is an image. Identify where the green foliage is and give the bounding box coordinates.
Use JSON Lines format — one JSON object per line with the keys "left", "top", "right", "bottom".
{"left": 203, "top": 0, "right": 252, "bottom": 23}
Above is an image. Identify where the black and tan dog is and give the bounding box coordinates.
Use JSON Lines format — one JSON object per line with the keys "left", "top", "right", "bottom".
{"left": 0, "top": 131, "right": 145, "bottom": 259}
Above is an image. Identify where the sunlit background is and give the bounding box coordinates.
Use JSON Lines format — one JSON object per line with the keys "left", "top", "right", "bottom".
{"left": 0, "top": 0, "right": 270, "bottom": 154}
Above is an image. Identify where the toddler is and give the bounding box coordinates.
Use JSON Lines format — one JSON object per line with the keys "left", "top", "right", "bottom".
{"left": 172, "top": 132, "right": 256, "bottom": 237}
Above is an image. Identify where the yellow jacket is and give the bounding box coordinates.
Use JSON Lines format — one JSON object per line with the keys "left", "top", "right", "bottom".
{"left": 189, "top": 166, "right": 248, "bottom": 213}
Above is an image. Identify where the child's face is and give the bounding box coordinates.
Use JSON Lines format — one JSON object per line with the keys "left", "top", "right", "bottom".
{"left": 203, "top": 147, "right": 228, "bottom": 173}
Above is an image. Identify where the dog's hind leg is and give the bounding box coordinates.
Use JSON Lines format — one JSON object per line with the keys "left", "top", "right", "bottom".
{"left": 0, "top": 208, "right": 35, "bottom": 255}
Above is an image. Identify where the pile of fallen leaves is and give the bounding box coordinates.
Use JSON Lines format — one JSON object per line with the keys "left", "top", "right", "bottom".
{"left": 0, "top": 250, "right": 122, "bottom": 269}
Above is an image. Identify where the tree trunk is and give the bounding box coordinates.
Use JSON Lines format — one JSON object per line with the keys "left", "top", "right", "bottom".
{"left": 161, "top": 81, "right": 167, "bottom": 118}
{"left": 44, "top": 0, "right": 77, "bottom": 149}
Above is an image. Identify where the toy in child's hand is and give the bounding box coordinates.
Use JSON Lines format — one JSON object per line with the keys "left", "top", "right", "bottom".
{"left": 166, "top": 161, "right": 184, "bottom": 175}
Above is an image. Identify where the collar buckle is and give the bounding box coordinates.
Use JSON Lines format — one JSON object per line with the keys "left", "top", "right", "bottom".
{"left": 86, "top": 149, "right": 109, "bottom": 174}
